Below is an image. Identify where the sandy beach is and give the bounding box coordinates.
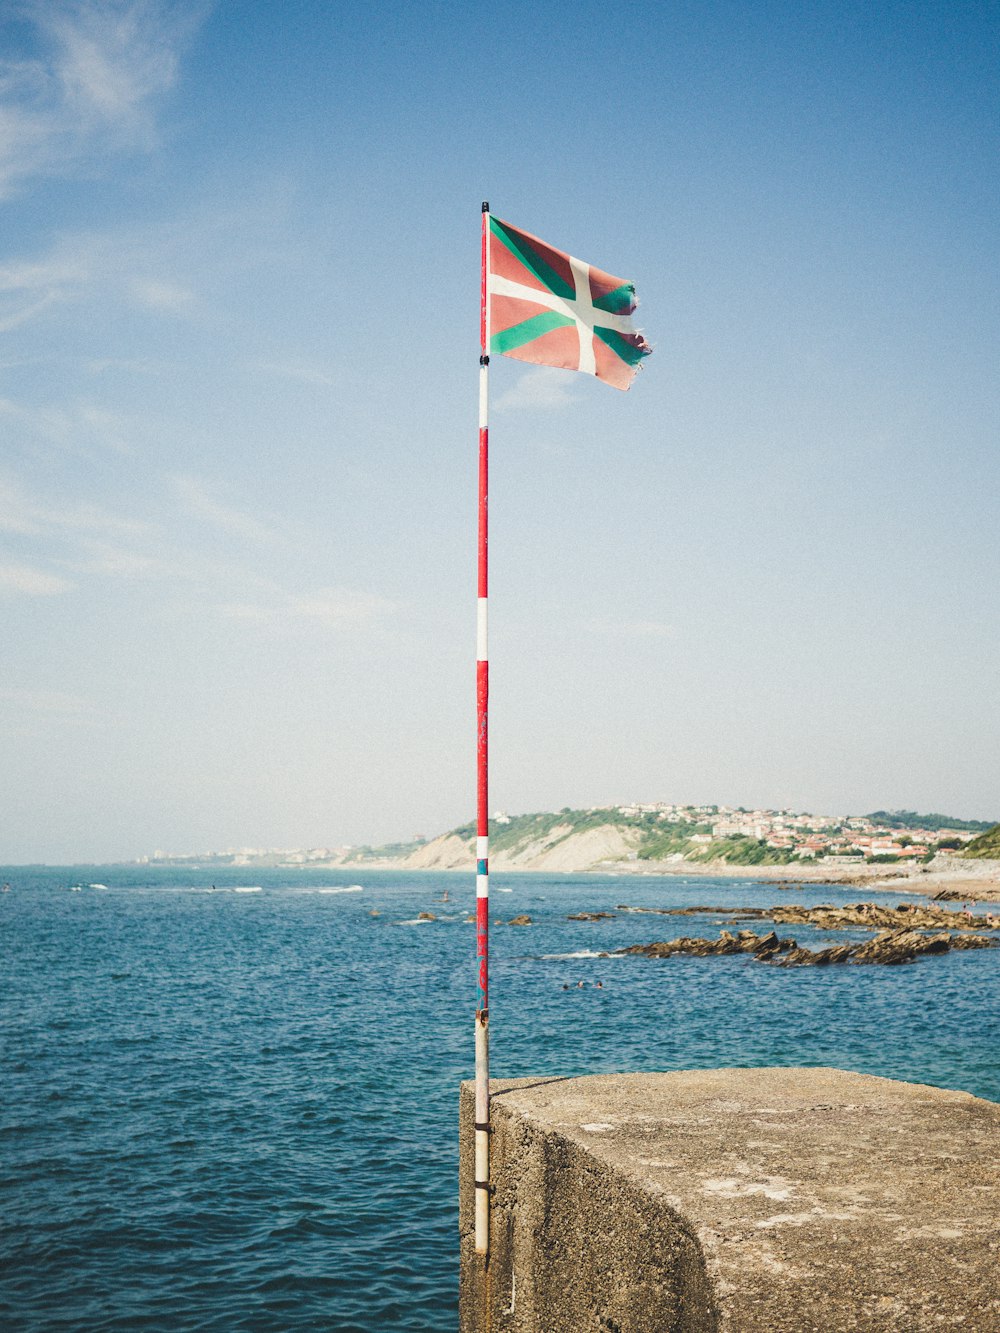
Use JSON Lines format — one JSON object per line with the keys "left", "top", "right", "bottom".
{"left": 590, "top": 854, "right": 1000, "bottom": 903}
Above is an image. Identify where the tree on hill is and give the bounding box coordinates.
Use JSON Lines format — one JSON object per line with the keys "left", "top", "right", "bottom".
{"left": 865, "top": 810, "right": 994, "bottom": 833}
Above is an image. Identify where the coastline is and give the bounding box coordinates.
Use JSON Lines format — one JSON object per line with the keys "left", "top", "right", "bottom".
{"left": 325, "top": 852, "right": 1000, "bottom": 903}
{"left": 582, "top": 855, "right": 1000, "bottom": 902}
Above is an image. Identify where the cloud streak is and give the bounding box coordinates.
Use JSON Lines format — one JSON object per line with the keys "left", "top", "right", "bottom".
{"left": 170, "top": 474, "right": 279, "bottom": 544}
{"left": 495, "top": 367, "right": 578, "bottom": 412}
{"left": 0, "top": 474, "right": 394, "bottom": 639}
{"left": 0, "top": 559, "right": 73, "bottom": 595}
{"left": 220, "top": 586, "right": 395, "bottom": 632}
{"left": 0, "top": 475, "right": 151, "bottom": 537}
{"left": 0, "top": 244, "right": 91, "bottom": 333}
{"left": 0, "top": 0, "right": 208, "bottom": 197}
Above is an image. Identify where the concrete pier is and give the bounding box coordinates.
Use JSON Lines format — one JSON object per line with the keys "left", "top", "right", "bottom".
{"left": 459, "top": 1068, "right": 1000, "bottom": 1332}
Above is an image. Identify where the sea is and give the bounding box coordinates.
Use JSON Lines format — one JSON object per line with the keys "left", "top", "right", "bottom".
{"left": 1, "top": 865, "right": 997, "bottom": 1332}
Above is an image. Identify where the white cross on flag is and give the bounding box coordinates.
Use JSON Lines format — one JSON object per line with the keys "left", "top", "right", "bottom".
{"left": 487, "top": 216, "right": 652, "bottom": 390}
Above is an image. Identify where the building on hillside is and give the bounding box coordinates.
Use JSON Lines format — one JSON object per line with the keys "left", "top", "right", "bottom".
{"left": 713, "top": 820, "right": 769, "bottom": 840}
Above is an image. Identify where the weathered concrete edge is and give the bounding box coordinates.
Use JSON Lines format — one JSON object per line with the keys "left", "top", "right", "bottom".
{"left": 459, "top": 1077, "right": 721, "bottom": 1333}
{"left": 459, "top": 1069, "right": 1000, "bottom": 1333}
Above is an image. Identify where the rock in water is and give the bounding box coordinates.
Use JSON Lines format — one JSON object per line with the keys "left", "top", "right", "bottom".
{"left": 616, "top": 901, "right": 998, "bottom": 931}
{"left": 617, "top": 929, "right": 997, "bottom": 968}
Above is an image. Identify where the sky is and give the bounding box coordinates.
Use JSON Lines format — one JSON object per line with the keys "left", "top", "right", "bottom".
{"left": 2, "top": 0, "right": 998, "bottom": 862}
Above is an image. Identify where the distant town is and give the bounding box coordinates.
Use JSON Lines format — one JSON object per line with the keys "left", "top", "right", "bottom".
{"left": 138, "top": 802, "right": 995, "bottom": 869}
{"left": 605, "top": 803, "right": 988, "bottom": 865}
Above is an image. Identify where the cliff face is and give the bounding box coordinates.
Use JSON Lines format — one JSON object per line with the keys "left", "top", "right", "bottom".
{"left": 404, "top": 833, "right": 473, "bottom": 869}
{"left": 403, "top": 821, "right": 643, "bottom": 872}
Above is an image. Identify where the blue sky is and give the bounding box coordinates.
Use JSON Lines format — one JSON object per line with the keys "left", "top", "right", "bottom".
{"left": 2, "top": 0, "right": 998, "bottom": 861}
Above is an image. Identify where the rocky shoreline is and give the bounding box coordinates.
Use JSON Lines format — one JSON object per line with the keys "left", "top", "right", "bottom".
{"left": 567, "top": 899, "right": 1000, "bottom": 967}
{"left": 613, "top": 900, "right": 998, "bottom": 931}
{"left": 615, "top": 927, "right": 997, "bottom": 967}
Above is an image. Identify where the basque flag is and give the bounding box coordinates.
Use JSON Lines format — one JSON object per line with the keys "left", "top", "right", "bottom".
{"left": 487, "top": 216, "right": 652, "bottom": 391}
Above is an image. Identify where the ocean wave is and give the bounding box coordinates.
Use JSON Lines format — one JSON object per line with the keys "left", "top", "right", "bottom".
{"left": 316, "top": 886, "right": 363, "bottom": 894}
{"left": 540, "top": 949, "right": 611, "bottom": 960}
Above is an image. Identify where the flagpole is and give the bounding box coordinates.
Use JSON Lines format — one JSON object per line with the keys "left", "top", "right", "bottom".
{"left": 474, "top": 199, "right": 491, "bottom": 1256}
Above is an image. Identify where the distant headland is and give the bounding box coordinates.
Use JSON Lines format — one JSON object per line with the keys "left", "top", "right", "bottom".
{"left": 137, "top": 802, "right": 1000, "bottom": 899}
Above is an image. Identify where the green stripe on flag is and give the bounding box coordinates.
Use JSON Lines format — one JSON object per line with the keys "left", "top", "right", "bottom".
{"left": 594, "top": 325, "right": 651, "bottom": 366}
{"left": 492, "top": 311, "right": 575, "bottom": 355}
{"left": 490, "top": 309, "right": 570, "bottom": 354}
{"left": 490, "top": 218, "right": 576, "bottom": 300}
{"left": 593, "top": 282, "right": 635, "bottom": 316}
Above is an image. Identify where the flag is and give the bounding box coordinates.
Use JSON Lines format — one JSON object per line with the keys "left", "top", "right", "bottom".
{"left": 487, "top": 216, "right": 652, "bottom": 391}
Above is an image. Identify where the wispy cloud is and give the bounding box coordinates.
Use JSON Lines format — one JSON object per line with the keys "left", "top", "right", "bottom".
{"left": 0, "top": 473, "right": 152, "bottom": 537}
{"left": 0, "top": 396, "right": 141, "bottom": 456}
{"left": 68, "top": 539, "right": 188, "bottom": 578}
{"left": 63, "top": 535, "right": 282, "bottom": 593}
{"left": 0, "top": 474, "right": 208, "bottom": 590}
{"left": 0, "top": 559, "right": 73, "bottom": 595}
{"left": 0, "top": 245, "right": 91, "bottom": 331}
{"left": 0, "top": 473, "right": 282, "bottom": 588}
{"left": 85, "top": 354, "right": 169, "bottom": 375}
{"left": 129, "top": 276, "right": 195, "bottom": 311}
{"left": 495, "top": 367, "right": 578, "bottom": 412}
{"left": 0, "top": 474, "right": 394, "bottom": 638}
{"left": 221, "top": 586, "right": 395, "bottom": 631}
{"left": 171, "top": 474, "right": 279, "bottom": 544}
{"left": 0, "top": 0, "right": 208, "bottom": 197}
{"left": 0, "top": 215, "right": 204, "bottom": 338}
{"left": 0, "top": 235, "right": 149, "bottom": 351}
{"left": 0, "top": 188, "right": 295, "bottom": 350}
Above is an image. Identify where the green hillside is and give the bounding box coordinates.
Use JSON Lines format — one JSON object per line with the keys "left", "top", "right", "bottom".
{"left": 409, "top": 803, "right": 1000, "bottom": 868}
{"left": 963, "top": 825, "right": 1000, "bottom": 859}
{"left": 865, "top": 810, "right": 993, "bottom": 833}
{"left": 450, "top": 807, "right": 617, "bottom": 854}
{"left": 447, "top": 807, "right": 794, "bottom": 866}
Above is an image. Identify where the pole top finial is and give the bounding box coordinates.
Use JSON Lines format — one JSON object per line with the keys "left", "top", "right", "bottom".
{"left": 482, "top": 200, "right": 489, "bottom": 213}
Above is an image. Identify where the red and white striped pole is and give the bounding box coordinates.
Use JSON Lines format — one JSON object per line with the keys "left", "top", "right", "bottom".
{"left": 474, "top": 200, "right": 491, "bottom": 1255}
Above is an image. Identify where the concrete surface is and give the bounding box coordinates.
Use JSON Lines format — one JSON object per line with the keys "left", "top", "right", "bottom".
{"left": 459, "top": 1068, "right": 1000, "bottom": 1332}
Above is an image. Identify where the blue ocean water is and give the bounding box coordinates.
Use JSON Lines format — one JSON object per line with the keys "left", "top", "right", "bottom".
{"left": 1, "top": 865, "right": 997, "bottom": 1331}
